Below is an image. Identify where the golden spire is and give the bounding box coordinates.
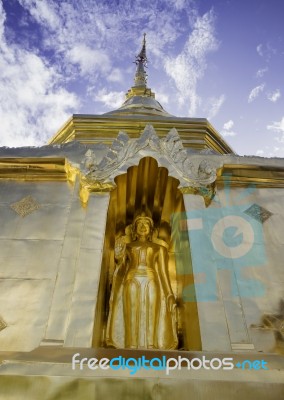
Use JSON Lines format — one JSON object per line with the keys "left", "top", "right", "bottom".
{"left": 124, "top": 33, "right": 155, "bottom": 100}
{"left": 104, "top": 33, "right": 172, "bottom": 116}
{"left": 134, "top": 33, "right": 148, "bottom": 87}
{"left": 136, "top": 33, "right": 147, "bottom": 65}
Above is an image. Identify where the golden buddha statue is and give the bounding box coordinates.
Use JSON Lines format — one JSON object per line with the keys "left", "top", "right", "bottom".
{"left": 106, "top": 213, "right": 178, "bottom": 350}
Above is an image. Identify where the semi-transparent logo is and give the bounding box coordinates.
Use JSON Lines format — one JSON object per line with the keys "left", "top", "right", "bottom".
{"left": 172, "top": 179, "right": 267, "bottom": 302}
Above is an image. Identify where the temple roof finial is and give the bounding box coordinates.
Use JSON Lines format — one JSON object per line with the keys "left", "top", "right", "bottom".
{"left": 122, "top": 33, "right": 160, "bottom": 104}
{"left": 136, "top": 33, "right": 147, "bottom": 65}
{"left": 134, "top": 33, "right": 148, "bottom": 87}
{"left": 102, "top": 33, "right": 172, "bottom": 116}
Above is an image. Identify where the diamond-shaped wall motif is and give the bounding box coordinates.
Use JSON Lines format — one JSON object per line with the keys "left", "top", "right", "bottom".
{"left": 0, "top": 316, "right": 7, "bottom": 332}
{"left": 10, "top": 195, "right": 41, "bottom": 217}
{"left": 244, "top": 203, "right": 273, "bottom": 223}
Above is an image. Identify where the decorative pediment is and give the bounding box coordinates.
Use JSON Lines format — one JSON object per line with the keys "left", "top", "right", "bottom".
{"left": 82, "top": 125, "right": 221, "bottom": 189}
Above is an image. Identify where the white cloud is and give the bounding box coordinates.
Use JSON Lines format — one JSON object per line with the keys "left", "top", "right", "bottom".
{"left": 267, "top": 117, "right": 284, "bottom": 133}
{"left": 93, "top": 89, "right": 125, "bottom": 109}
{"left": 164, "top": 10, "right": 218, "bottom": 115}
{"left": 37, "top": 3, "right": 59, "bottom": 28}
{"left": 0, "top": 3, "right": 79, "bottom": 147}
{"left": 169, "top": 0, "right": 187, "bottom": 10}
{"left": 267, "top": 89, "right": 281, "bottom": 103}
{"left": 207, "top": 94, "right": 225, "bottom": 119}
{"left": 18, "top": 0, "right": 195, "bottom": 62}
{"left": 107, "top": 68, "right": 123, "bottom": 83}
{"left": 267, "top": 117, "right": 284, "bottom": 148}
{"left": 154, "top": 91, "right": 169, "bottom": 105}
{"left": 256, "top": 44, "right": 263, "bottom": 56}
{"left": 67, "top": 44, "right": 111, "bottom": 76}
{"left": 256, "top": 149, "right": 264, "bottom": 156}
{"left": 18, "top": 0, "right": 60, "bottom": 30}
{"left": 223, "top": 120, "right": 234, "bottom": 130}
{"left": 248, "top": 84, "right": 265, "bottom": 103}
{"left": 221, "top": 130, "right": 236, "bottom": 137}
{"left": 256, "top": 67, "right": 268, "bottom": 78}
{"left": 221, "top": 119, "right": 236, "bottom": 137}
{"left": 256, "top": 42, "right": 277, "bottom": 61}
{"left": 0, "top": 0, "right": 5, "bottom": 39}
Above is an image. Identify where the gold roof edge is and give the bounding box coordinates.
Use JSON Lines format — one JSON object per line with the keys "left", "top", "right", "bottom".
{"left": 0, "top": 157, "right": 68, "bottom": 181}
{"left": 217, "top": 163, "right": 284, "bottom": 187}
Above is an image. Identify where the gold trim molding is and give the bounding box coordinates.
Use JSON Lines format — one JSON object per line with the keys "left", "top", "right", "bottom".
{"left": 48, "top": 114, "right": 234, "bottom": 154}
{"left": 217, "top": 164, "right": 284, "bottom": 187}
{"left": 0, "top": 157, "right": 67, "bottom": 181}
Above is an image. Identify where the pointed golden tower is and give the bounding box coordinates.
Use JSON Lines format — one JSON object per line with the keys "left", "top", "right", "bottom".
{"left": 49, "top": 35, "right": 234, "bottom": 154}
{"left": 106, "top": 33, "right": 172, "bottom": 117}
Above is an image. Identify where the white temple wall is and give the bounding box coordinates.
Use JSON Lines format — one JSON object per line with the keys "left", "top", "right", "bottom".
{"left": 0, "top": 178, "right": 111, "bottom": 352}
{"left": 0, "top": 180, "right": 74, "bottom": 351}
{"left": 1, "top": 175, "right": 284, "bottom": 355}
{"left": 201, "top": 186, "right": 284, "bottom": 353}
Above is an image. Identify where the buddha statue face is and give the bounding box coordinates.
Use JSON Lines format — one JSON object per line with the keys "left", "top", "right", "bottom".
{"left": 133, "top": 216, "right": 153, "bottom": 240}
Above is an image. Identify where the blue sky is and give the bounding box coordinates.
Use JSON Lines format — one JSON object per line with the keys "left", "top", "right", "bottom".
{"left": 0, "top": 0, "right": 283, "bottom": 156}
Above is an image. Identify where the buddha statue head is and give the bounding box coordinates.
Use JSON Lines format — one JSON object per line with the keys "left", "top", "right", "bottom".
{"left": 132, "top": 211, "right": 154, "bottom": 241}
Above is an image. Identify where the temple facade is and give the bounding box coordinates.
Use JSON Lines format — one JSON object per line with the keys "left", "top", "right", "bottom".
{"left": 0, "top": 36, "right": 284, "bottom": 399}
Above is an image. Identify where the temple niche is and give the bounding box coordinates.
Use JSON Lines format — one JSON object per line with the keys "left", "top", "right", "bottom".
{"left": 92, "top": 156, "right": 201, "bottom": 351}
